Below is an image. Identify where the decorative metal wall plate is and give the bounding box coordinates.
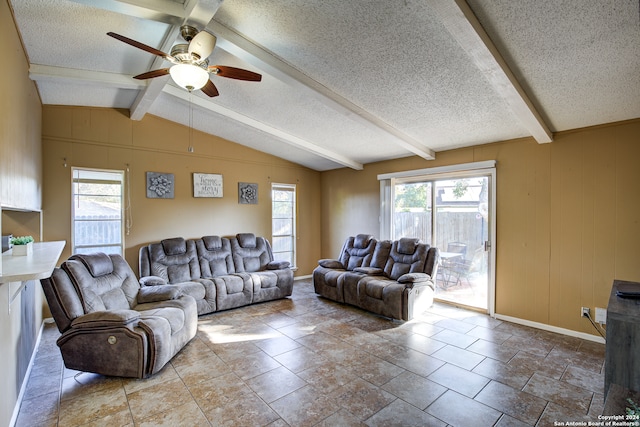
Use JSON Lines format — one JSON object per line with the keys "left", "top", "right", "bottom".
{"left": 146, "top": 172, "right": 174, "bottom": 199}
{"left": 238, "top": 182, "right": 258, "bottom": 204}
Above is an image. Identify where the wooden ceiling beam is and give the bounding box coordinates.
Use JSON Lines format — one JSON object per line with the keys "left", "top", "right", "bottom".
{"left": 163, "top": 85, "right": 364, "bottom": 170}
{"left": 430, "top": 0, "right": 553, "bottom": 143}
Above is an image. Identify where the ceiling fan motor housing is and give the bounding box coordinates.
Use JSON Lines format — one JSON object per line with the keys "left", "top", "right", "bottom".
{"left": 180, "top": 25, "right": 198, "bottom": 42}
{"left": 170, "top": 44, "right": 192, "bottom": 62}
{"left": 178, "top": 25, "right": 217, "bottom": 61}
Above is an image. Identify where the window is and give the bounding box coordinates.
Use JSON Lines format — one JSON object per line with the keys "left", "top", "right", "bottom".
{"left": 271, "top": 183, "right": 296, "bottom": 268}
{"left": 72, "top": 168, "right": 125, "bottom": 255}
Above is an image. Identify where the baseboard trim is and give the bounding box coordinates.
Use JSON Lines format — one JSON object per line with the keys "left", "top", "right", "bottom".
{"left": 494, "top": 313, "right": 606, "bottom": 344}
{"left": 10, "top": 319, "right": 48, "bottom": 427}
{"left": 294, "top": 274, "right": 312, "bottom": 281}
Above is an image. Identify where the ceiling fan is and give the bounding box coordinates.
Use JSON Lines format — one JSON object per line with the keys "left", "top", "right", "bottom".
{"left": 107, "top": 25, "right": 261, "bottom": 97}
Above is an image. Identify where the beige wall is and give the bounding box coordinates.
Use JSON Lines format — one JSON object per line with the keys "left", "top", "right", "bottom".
{"left": 320, "top": 119, "right": 640, "bottom": 335}
{"left": 0, "top": 1, "right": 45, "bottom": 425}
{"left": 41, "top": 106, "right": 322, "bottom": 276}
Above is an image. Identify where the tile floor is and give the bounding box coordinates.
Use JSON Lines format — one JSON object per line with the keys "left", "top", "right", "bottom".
{"left": 16, "top": 279, "right": 606, "bottom": 426}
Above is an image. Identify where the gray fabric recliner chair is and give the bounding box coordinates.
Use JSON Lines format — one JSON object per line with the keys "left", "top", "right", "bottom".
{"left": 40, "top": 253, "right": 197, "bottom": 378}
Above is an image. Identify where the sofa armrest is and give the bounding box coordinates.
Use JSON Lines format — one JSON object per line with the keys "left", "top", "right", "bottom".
{"left": 139, "top": 275, "right": 167, "bottom": 286}
{"left": 267, "top": 260, "right": 290, "bottom": 270}
{"left": 70, "top": 310, "right": 141, "bottom": 329}
{"left": 318, "top": 259, "right": 344, "bottom": 269}
{"left": 397, "top": 272, "right": 430, "bottom": 284}
{"left": 353, "top": 267, "right": 384, "bottom": 275}
{"left": 137, "top": 285, "right": 182, "bottom": 304}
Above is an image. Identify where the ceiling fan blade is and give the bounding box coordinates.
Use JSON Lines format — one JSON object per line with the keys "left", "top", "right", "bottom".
{"left": 188, "top": 31, "right": 216, "bottom": 61}
{"left": 107, "top": 32, "right": 169, "bottom": 59}
{"left": 210, "top": 66, "right": 262, "bottom": 82}
{"left": 201, "top": 80, "right": 219, "bottom": 97}
{"left": 133, "top": 68, "right": 170, "bottom": 80}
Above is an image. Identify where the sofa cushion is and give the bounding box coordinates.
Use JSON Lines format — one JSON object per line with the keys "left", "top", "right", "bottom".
{"left": 370, "top": 240, "right": 392, "bottom": 269}
{"left": 211, "top": 275, "right": 253, "bottom": 311}
{"left": 196, "top": 236, "right": 235, "bottom": 277}
{"left": 148, "top": 239, "right": 201, "bottom": 283}
{"left": 354, "top": 267, "right": 384, "bottom": 275}
{"left": 364, "top": 280, "right": 386, "bottom": 300}
{"left": 173, "top": 282, "right": 207, "bottom": 300}
{"left": 252, "top": 271, "right": 278, "bottom": 289}
{"left": 231, "top": 234, "right": 272, "bottom": 272}
{"left": 202, "top": 235, "right": 223, "bottom": 250}
{"left": 218, "top": 275, "right": 246, "bottom": 294}
{"left": 397, "top": 237, "right": 419, "bottom": 255}
{"left": 139, "top": 276, "right": 167, "bottom": 286}
{"left": 167, "top": 264, "right": 195, "bottom": 283}
{"left": 267, "top": 260, "right": 290, "bottom": 270}
{"left": 318, "top": 259, "right": 344, "bottom": 269}
{"left": 339, "top": 234, "right": 376, "bottom": 271}
{"left": 357, "top": 277, "right": 405, "bottom": 320}
{"left": 70, "top": 309, "right": 140, "bottom": 329}
{"left": 137, "top": 285, "right": 182, "bottom": 304}
{"left": 162, "top": 237, "right": 188, "bottom": 255}
{"left": 73, "top": 253, "right": 114, "bottom": 277}
{"left": 354, "top": 234, "right": 373, "bottom": 249}
{"left": 397, "top": 272, "right": 430, "bottom": 284}
{"left": 63, "top": 254, "right": 140, "bottom": 313}
{"left": 139, "top": 306, "right": 186, "bottom": 335}
{"left": 237, "top": 233, "right": 257, "bottom": 248}
{"left": 384, "top": 240, "right": 428, "bottom": 281}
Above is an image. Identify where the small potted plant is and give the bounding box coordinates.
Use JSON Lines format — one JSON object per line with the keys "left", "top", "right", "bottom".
{"left": 10, "top": 235, "right": 34, "bottom": 256}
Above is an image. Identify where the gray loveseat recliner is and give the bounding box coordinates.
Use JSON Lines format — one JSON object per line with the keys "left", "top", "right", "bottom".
{"left": 313, "top": 234, "right": 439, "bottom": 321}
{"left": 40, "top": 253, "right": 198, "bottom": 378}
{"left": 138, "top": 233, "right": 294, "bottom": 315}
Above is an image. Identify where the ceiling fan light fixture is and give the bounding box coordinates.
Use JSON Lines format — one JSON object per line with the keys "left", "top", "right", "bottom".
{"left": 169, "top": 63, "right": 209, "bottom": 91}
{"left": 188, "top": 31, "right": 217, "bottom": 61}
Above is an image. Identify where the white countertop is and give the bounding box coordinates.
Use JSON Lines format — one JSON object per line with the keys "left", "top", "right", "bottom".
{"left": 0, "top": 241, "right": 66, "bottom": 283}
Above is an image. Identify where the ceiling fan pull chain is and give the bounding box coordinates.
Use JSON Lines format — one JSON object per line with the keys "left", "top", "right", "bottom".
{"left": 189, "top": 91, "right": 194, "bottom": 153}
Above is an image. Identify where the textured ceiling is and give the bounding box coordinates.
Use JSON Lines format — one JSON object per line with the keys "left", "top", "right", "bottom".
{"left": 9, "top": 0, "right": 640, "bottom": 171}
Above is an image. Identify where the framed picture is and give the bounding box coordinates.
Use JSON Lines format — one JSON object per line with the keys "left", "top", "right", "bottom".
{"left": 193, "top": 173, "right": 223, "bottom": 198}
{"left": 238, "top": 182, "right": 258, "bottom": 204}
{"left": 146, "top": 172, "right": 174, "bottom": 199}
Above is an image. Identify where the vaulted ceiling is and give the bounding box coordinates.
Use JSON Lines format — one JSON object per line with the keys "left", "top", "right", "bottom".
{"left": 10, "top": 0, "right": 640, "bottom": 171}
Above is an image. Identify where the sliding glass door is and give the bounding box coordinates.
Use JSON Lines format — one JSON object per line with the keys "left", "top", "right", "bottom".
{"left": 391, "top": 171, "right": 494, "bottom": 312}
{"left": 433, "top": 177, "right": 489, "bottom": 309}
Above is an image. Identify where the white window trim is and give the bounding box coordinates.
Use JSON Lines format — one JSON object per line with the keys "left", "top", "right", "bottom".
{"left": 71, "top": 167, "right": 125, "bottom": 255}
{"left": 377, "top": 160, "right": 496, "bottom": 181}
{"left": 271, "top": 183, "right": 297, "bottom": 270}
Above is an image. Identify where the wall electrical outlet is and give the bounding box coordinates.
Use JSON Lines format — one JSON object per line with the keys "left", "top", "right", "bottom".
{"left": 595, "top": 307, "right": 607, "bottom": 324}
{"left": 581, "top": 307, "right": 590, "bottom": 317}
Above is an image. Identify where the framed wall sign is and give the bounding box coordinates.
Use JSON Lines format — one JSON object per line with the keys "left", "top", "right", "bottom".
{"left": 193, "top": 173, "right": 223, "bottom": 198}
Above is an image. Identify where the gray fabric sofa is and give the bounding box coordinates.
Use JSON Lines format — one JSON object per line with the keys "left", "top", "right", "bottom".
{"left": 313, "top": 234, "right": 439, "bottom": 321}
{"left": 40, "top": 253, "right": 198, "bottom": 378}
{"left": 139, "top": 233, "right": 294, "bottom": 315}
